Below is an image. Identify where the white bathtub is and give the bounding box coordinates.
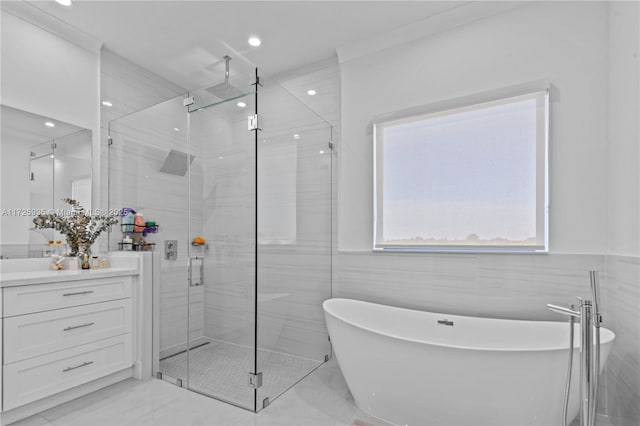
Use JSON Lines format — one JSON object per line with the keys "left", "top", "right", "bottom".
{"left": 323, "top": 298, "right": 615, "bottom": 426}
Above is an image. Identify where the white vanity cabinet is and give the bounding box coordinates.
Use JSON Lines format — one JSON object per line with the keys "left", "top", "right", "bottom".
{"left": 0, "top": 264, "right": 147, "bottom": 424}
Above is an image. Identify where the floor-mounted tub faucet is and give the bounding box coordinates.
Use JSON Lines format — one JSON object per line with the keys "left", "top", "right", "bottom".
{"left": 547, "top": 270, "right": 603, "bottom": 426}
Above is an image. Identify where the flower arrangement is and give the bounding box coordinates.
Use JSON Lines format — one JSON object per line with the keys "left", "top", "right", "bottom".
{"left": 32, "top": 198, "right": 119, "bottom": 256}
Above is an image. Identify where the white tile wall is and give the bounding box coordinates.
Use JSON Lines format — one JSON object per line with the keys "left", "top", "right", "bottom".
{"left": 334, "top": 252, "right": 604, "bottom": 321}
{"left": 603, "top": 255, "right": 640, "bottom": 425}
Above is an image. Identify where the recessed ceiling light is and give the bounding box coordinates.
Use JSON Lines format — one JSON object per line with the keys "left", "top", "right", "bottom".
{"left": 173, "top": 127, "right": 180, "bottom": 132}
{"left": 293, "top": 134, "right": 300, "bottom": 139}
{"left": 319, "top": 150, "right": 325, "bottom": 155}
{"left": 307, "top": 89, "right": 317, "bottom": 96}
{"left": 218, "top": 156, "right": 224, "bottom": 160}
{"left": 102, "top": 101, "right": 113, "bottom": 107}
{"left": 55, "top": 0, "right": 72, "bottom": 6}
{"left": 248, "top": 37, "right": 261, "bottom": 47}
{"left": 50, "top": 154, "right": 55, "bottom": 158}
{"left": 45, "top": 122, "right": 55, "bottom": 128}
{"left": 237, "top": 102, "right": 246, "bottom": 108}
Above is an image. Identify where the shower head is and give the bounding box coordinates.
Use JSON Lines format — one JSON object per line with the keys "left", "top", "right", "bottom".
{"left": 160, "top": 149, "right": 195, "bottom": 177}
{"left": 205, "top": 55, "right": 244, "bottom": 100}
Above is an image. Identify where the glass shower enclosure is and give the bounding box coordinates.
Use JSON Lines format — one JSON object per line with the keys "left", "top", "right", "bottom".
{"left": 107, "top": 67, "right": 332, "bottom": 411}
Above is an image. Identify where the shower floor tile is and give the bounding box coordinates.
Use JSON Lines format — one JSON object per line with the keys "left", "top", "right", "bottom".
{"left": 159, "top": 339, "right": 322, "bottom": 409}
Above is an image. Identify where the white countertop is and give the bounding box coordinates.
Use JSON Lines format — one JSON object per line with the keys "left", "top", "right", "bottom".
{"left": 0, "top": 267, "right": 139, "bottom": 287}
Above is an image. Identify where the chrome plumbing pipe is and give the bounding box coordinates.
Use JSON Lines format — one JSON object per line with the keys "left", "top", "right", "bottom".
{"left": 580, "top": 300, "right": 593, "bottom": 426}
{"left": 563, "top": 306, "right": 576, "bottom": 426}
{"left": 589, "top": 271, "right": 602, "bottom": 426}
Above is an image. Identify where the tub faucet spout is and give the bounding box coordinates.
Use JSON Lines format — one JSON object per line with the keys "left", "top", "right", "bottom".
{"left": 546, "top": 304, "right": 580, "bottom": 318}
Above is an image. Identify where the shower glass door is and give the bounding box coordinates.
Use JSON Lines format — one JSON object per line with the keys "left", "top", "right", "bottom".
{"left": 184, "top": 71, "right": 258, "bottom": 410}
{"left": 108, "top": 85, "right": 259, "bottom": 409}
{"left": 109, "top": 65, "right": 333, "bottom": 414}
{"left": 107, "top": 96, "right": 190, "bottom": 388}
{"left": 254, "top": 82, "right": 333, "bottom": 410}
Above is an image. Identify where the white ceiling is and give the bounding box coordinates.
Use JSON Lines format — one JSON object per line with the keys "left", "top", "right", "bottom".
{"left": 25, "top": 0, "right": 483, "bottom": 90}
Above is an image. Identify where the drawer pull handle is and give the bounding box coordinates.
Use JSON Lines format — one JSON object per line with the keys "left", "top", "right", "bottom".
{"left": 63, "top": 322, "right": 95, "bottom": 331}
{"left": 62, "top": 290, "right": 94, "bottom": 297}
{"left": 62, "top": 361, "right": 94, "bottom": 372}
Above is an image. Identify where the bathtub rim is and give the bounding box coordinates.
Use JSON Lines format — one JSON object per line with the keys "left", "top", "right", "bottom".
{"left": 323, "top": 297, "right": 615, "bottom": 353}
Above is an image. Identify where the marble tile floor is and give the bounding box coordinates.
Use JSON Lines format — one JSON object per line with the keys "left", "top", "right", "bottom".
{"left": 7, "top": 359, "right": 392, "bottom": 426}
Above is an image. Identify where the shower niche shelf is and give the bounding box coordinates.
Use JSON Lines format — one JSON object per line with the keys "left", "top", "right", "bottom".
{"left": 120, "top": 219, "right": 159, "bottom": 251}
{"left": 117, "top": 241, "right": 155, "bottom": 252}
{"left": 120, "top": 223, "right": 159, "bottom": 236}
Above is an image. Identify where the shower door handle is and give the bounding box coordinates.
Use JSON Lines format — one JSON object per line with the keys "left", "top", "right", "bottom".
{"left": 188, "top": 256, "right": 204, "bottom": 287}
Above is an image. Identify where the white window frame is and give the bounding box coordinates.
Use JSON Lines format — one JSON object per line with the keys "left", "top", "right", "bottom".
{"left": 373, "top": 89, "right": 549, "bottom": 253}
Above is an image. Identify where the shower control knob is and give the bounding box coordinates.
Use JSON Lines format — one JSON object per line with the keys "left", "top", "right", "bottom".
{"left": 165, "top": 240, "right": 178, "bottom": 261}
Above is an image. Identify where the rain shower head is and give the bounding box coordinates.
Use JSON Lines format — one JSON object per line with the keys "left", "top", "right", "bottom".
{"left": 205, "top": 55, "right": 244, "bottom": 100}
{"left": 160, "top": 149, "right": 195, "bottom": 177}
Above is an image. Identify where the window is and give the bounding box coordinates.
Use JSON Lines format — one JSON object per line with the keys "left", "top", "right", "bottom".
{"left": 258, "top": 137, "right": 297, "bottom": 244}
{"left": 373, "top": 90, "right": 548, "bottom": 252}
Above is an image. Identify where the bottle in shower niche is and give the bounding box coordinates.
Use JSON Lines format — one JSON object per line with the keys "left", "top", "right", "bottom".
{"left": 122, "top": 235, "right": 133, "bottom": 251}
{"left": 134, "top": 212, "right": 145, "bottom": 233}
{"left": 123, "top": 211, "right": 135, "bottom": 232}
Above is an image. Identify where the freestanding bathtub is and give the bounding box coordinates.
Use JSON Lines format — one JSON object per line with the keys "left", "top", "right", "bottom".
{"left": 323, "top": 298, "right": 615, "bottom": 426}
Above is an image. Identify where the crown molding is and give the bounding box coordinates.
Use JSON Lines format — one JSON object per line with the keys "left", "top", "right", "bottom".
{"left": 336, "top": 1, "right": 528, "bottom": 65}
{"left": 1, "top": 1, "right": 103, "bottom": 54}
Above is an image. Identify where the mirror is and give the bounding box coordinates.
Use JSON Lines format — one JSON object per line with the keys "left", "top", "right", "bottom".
{"left": 1, "top": 105, "right": 92, "bottom": 259}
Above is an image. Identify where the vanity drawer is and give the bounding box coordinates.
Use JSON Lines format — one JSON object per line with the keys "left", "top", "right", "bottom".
{"left": 3, "top": 276, "right": 132, "bottom": 317}
{"left": 4, "top": 299, "right": 133, "bottom": 364}
{"left": 2, "top": 334, "right": 133, "bottom": 411}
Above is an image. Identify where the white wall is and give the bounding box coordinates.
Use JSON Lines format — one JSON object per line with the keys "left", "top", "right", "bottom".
{"left": 338, "top": 1, "right": 610, "bottom": 254}
{"left": 0, "top": 134, "right": 31, "bottom": 244}
{"left": 334, "top": 2, "right": 638, "bottom": 423}
{"left": 607, "top": 1, "right": 640, "bottom": 258}
{"left": 1, "top": 11, "right": 101, "bottom": 209}
{"left": 0, "top": 12, "right": 99, "bottom": 131}
{"left": 602, "top": 3, "right": 640, "bottom": 424}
